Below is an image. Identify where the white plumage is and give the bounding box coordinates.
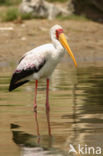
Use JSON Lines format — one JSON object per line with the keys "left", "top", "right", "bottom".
{"left": 9, "top": 24, "right": 77, "bottom": 112}
{"left": 16, "top": 25, "right": 65, "bottom": 81}
{"left": 17, "top": 43, "right": 64, "bottom": 80}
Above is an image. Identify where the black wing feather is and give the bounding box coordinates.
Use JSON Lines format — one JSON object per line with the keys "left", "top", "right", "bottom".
{"left": 9, "top": 59, "right": 46, "bottom": 92}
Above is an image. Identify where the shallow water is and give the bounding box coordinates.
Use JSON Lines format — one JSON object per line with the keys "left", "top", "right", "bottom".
{"left": 0, "top": 62, "right": 103, "bottom": 156}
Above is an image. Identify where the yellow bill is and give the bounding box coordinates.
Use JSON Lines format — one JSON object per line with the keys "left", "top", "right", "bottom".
{"left": 59, "top": 33, "right": 77, "bottom": 67}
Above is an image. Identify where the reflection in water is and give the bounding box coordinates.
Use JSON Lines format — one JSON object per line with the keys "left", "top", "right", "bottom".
{"left": 1, "top": 64, "right": 103, "bottom": 156}
{"left": 76, "top": 67, "right": 103, "bottom": 148}
{"left": 34, "top": 107, "right": 51, "bottom": 144}
{"left": 10, "top": 123, "right": 68, "bottom": 156}
{"left": 66, "top": 67, "right": 103, "bottom": 150}
{"left": 34, "top": 111, "right": 40, "bottom": 137}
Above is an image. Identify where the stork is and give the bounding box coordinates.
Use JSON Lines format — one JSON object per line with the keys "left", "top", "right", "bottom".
{"left": 9, "top": 25, "right": 77, "bottom": 112}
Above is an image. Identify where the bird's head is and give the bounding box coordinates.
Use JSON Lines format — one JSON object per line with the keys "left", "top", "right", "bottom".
{"left": 50, "top": 25, "right": 77, "bottom": 67}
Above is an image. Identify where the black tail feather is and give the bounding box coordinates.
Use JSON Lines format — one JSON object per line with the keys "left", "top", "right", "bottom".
{"left": 9, "top": 70, "right": 30, "bottom": 92}
{"left": 9, "top": 80, "right": 29, "bottom": 92}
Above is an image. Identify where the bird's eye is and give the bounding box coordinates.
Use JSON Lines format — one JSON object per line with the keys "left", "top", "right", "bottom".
{"left": 56, "top": 29, "right": 63, "bottom": 39}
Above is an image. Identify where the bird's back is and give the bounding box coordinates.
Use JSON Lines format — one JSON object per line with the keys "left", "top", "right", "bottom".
{"left": 9, "top": 43, "right": 55, "bottom": 91}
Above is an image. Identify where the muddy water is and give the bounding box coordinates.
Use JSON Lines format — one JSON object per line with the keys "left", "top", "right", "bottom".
{"left": 0, "top": 61, "right": 103, "bottom": 156}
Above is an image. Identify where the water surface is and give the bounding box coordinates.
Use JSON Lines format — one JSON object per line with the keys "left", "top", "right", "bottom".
{"left": 0, "top": 62, "right": 103, "bottom": 156}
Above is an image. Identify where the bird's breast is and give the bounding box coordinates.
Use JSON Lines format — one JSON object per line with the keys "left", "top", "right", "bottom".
{"left": 33, "top": 51, "right": 64, "bottom": 79}
{"left": 51, "top": 48, "right": 65, "bottom": 62}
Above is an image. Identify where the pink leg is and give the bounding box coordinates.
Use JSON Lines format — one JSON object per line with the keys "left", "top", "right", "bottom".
{"left": 46, "top": 79, "right": 51, "bottom": 136}
{"left": 46, "top": 108, "right": 52, "bottom": 136}
{"left": 46, "top": 79, "right": 50, "bottom": 111}
{"left": 34, "top": 80, "right": 40, "bottom": 142}
{"left": 34, "top": 80, "right": 38, "bottom": 111}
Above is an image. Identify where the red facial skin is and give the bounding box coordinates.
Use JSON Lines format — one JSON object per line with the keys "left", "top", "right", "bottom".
{"left": 56, "top": 29, "right": 63, "bottom": 39}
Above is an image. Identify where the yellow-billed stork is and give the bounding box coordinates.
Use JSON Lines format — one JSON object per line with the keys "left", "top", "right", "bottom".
{"left": 9, "top": 25, "right": 77, "bottom": 112}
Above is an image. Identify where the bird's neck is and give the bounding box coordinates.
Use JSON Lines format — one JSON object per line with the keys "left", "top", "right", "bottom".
{"left": 52, "top": 38, "right": 64, "bottom": 51}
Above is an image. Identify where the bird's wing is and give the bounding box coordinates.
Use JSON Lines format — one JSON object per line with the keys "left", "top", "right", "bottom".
{"left": 9, "top": 51, "right": 46, "bottom": 91}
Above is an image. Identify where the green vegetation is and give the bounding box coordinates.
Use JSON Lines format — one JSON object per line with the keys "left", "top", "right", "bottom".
{"left": 20, "top": 13, "right": 32, "bottom": 20}
{"left": 0, "top": 7, "right": 33, "bottom": 21}
{"left": 0, "top": 0, "right": 21, "bottom": 5}
{"left": 2, "top": 8, "right": 19, "bottom": 21}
